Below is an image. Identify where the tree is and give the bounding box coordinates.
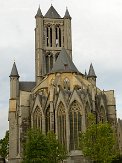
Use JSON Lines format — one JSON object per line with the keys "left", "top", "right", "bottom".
{"left": 23, "top": 129, "right": 67, "bottom": 163}
{"left": 23, "top": 129, "right": 49, "bottom": 163}
{"left": 46, "top": 132, "right": 67, "bottom": 163}
{"left": 79, "top": 114, "right": 117, "bottom": 163}
{"left": 0, "top": 130, "right": 9, "bottom": 163}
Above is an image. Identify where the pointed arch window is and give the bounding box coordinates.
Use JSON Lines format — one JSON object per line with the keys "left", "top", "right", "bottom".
{"left": 45, "top": 53, "right": 54, "bottom": 73}
{"left": 100, "top": 106, "right": 106, "bottom": 123}
{"left": 69, "top": 101, "right": 82, "bottom": 150}
{"left": 46, "top": 106, "right": 50, "bottom": 133}
{"left": 63, "top": 77, "right": 70, "bottom": 90}
{"left": 33, "top": 106, "right": 42, "bottom": 131}
{"left": 55, "top": 52, "right": 59, "bottom": 61}
{"left": 46, "top": 26, "right": 52, "bottom": 47}
{"left": 57, "top": 102, "right": 66, "bottom": 148}
{"left": 55, "top": 26, "right": 61, "bottom": 47}
{"left": 85, "top": 102, "right": 90, "bottom": 128}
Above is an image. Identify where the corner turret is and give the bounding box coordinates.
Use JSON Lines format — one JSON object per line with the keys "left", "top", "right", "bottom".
{"left": 35, "top": 6, "right": 43, "bottom": 18}
{"left": 9, "top": 62, "right": 19, "bottom": 99}
{"left": 63, "top": 7, "right": 72, "bottom": 59}
{"left": 88, "top": 63, "right": 97, "bottom": 86}
{"left": 35, "top": 6, "right": 44, "bottom": 84}
{"left": 64, "top": 7, "right": 71, "bottom": 19}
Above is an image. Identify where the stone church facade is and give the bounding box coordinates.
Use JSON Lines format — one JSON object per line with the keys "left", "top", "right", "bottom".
{"left": 8, "top": 5, "right": 117, "bottom": 163}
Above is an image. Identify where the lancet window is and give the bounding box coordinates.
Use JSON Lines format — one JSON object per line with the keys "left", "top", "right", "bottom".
{"left": 63, "top": 78, "right": 70, "bottom": 90}
{"left": 45, "top": 52, "right": 53, "bottom": 73}
{"left": 85, "top": 102, "right": 90, "bottom": 127}
{"left": 55, "top": 26, "right": 61, "bottom": 47}
{"left": 100, "top": 106, "right": 106, "bottom": 122}
{"left": 33, "top": 106, "right": 42, "bottom": 131}
{"left": 46, "top": 106, "right": 50, "bottom": 133}
{"left": 57, "top": 102, "right": 66, "bottom": 148}
{"left": 46, "top": 25, "right": 52, "bottom": 47}
{"left": 69, "top": 101, "right": 82, "bottom": 150}
{"left": 55, "top": 52, "right": 59, "bottom": 62}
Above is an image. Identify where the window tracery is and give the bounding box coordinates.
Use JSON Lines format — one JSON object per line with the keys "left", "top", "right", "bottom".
{"left": 85, "top": 102, "right": 90, "bottom": 127}
{"left": 55, "top": 52, "right": 59, "bottom": 61}
{"left": 33, "top": 106, "right": 42, "bottom": 131}
{"left": 55, "top": 26, "right": 61, "bottom": 47}
{"left": 100, "top": 106, "right": 106, "bottom": 122}
{"left": 63, "top": 78, "right": 70, "bottom": 90}
{"left": 57, "top": 102, "right": 66, "bottom": 148}
{"left": 46, "top": 25, "right": 52, "bottom": 47}
{"left": 69, "top": 101, "right": 82, "bottom": 150}
{"left": 45, "top": 53, "right": 53, "bottom": 73}
{"left": 46, "top": 106, "right": 50, "bottom": 133}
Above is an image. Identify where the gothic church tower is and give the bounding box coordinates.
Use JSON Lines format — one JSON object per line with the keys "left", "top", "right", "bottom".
{"left": 35, "top": 5, "right": 72, "bottom": 84}
{"left": 8, "top": 5, "right": 117, "bottom": 163}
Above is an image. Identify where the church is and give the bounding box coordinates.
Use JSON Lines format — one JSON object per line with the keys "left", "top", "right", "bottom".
{"left": 8, "top": 5, "right": 117, "bottom": 163}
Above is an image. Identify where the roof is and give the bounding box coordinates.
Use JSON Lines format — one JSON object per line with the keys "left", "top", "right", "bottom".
{"left": 19, "top": 82, "right": 36, "bottom": 92}
{"left": 35, "top": 6, "right": 43, "bottom": 18}
{"left": 64, "top": 8, "right": 71, "bottom": 19}
{"left": 45, "top": 5, "right": 61, "bottom": 18}
{"left": 88, "top": 63, "right": 97, "bottom": 77}
{"left": 51, "top": 48, "right": 79, "bottom": 73}
{"left": 10, "top": 62, "right": 19, "bottom": 77}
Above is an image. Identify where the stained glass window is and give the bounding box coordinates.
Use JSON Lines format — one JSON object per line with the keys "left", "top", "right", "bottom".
{"left": 69, "top": 101, "right": 82, "bottom": 150}
{"left": 46, "top": 106, "right": 50, "bottom": 133}
{"left": 33, "top": 106, "right": 42, "bottom": 131}
{"left": 57, "top": 102, "right": 66, "bottom": 148}
{"left": 100, "top": 106, "right": 106, "bottom": 122}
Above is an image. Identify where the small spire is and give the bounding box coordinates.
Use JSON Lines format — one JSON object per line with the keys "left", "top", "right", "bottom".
{"left": 10, "top": 62, "right": 19, "bottom": 77}
{"left": 64, "top": 7, "right": 71, "bottom": 19}
{"left": 35, "top": 6, "right": 43, "bottom": 18}
{"left": 85, "top": 70, "right": 87, "bottom": 77}
{"left": 88, "top": 63, "right": 97, "bottom": 78}
{"left": 51, "top": 0, "right": 52, "bottom": 6}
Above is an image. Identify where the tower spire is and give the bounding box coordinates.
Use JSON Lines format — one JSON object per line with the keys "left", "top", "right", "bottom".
{"left": 88, "top": 63, "right": 97, "bottom": 86}
{"left": 64, "top": 7, "right": 71, "bottom": 19}
{"left": 10, "top": 62, "right": 19, "bottom": 77}
{"left": 35, "top": 6, "right": 43, "bottom": 18}
{"left": 85, "top": 70, "right": 87, "bottom": 77}
{"left": 88, "top": 63, "right": 96, "bottom": 78}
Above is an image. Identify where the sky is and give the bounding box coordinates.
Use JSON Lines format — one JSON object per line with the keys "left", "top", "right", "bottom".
{"left": 0, "top": 0, "right": 122, "bottom": 139}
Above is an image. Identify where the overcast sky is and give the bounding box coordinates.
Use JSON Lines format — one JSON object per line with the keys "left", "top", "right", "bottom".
{"left": 0, "top": 0, "right": 122, "bottom": 139}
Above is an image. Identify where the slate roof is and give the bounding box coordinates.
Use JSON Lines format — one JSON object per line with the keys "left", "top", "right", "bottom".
{"left": 10, "top": 62, "right": 19, "bottom": 77}
{"left": 64, "top": 8, "right": 71, "bottom": 19}
{"left": 45, "top": 5, "right": 61, "bottom": 18}
{"left": 35, "top": 6, "right": 43, "bottom": 18}
{"left": 51, "top": 48, "right": 79, "bottom": 73}
{"left": 19, "top": 82, "right": 36, "bottom": 92}
{"left": 88, "top": 63, "right": 96, "bottom": 77}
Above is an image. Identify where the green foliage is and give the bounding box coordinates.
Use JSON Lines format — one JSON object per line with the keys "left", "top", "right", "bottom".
{"left": 23, "top": 129, "right": 48, "bottom": 163}
{"left": 23, "top": 129, "right": 67, "bottom": 163}
{"left": 46, "top": 132, "right": 67, "bottom": 163}
{"left": 79, "top": 113, "right": 117, "bottom": 163}
{"left": 0, "top": 130, "right": 9, "bottom": 160}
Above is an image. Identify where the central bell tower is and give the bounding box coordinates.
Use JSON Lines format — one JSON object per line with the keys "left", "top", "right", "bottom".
{"left": 35, "top": 5, "right": 72, "bottom": 84}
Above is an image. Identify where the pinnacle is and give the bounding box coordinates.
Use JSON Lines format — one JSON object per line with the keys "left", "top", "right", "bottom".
{"left": 35, "top": 6, "right": 43, "bottom": 18}
{"left": 64, "top": 7, "right": 71, "bottom": 19}
{"left": 88, "top": 63, "right": 97, "bottom": 78}
{"left": 10, "top": 62, "right": 19, "bottom": 77}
